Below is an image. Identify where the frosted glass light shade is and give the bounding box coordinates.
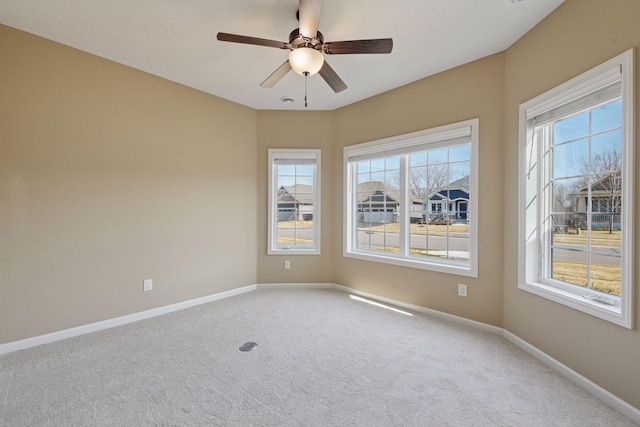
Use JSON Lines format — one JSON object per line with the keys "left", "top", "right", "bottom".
{"left": 289, "top": 48, "right": 324, "bottom": 76}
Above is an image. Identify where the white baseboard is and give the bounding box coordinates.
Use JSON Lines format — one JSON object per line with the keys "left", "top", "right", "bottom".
{"left": 332, "top": 284, "right": 504, "bottom": 335}
{"left": 257, "top": 283, "right": 334, "bottom": 290}
{"left": 1, "top": 282, "right": 637, "bottom": 423}
{"left": 503, "top": 330, "right": 640, "bottom": 424}
{"left": 0, "top": 285, "right": 257, "bottom": 355}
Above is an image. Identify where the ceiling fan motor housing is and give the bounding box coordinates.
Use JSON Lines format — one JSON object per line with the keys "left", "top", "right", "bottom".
{"left": 289, "top": 29, "right": 324, "bottom": 51}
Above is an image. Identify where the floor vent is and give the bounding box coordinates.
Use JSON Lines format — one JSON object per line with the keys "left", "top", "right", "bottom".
{"left": 239, "top": 342, "right": 258, "bottom": 352}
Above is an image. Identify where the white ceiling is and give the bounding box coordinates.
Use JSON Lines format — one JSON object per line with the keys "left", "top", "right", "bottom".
{"left": 0, "top": 0, "right": 564, "bottom": 111}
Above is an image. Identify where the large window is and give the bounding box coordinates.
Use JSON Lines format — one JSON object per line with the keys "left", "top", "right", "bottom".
{"left": 268, "top": 149, "right": 320, "bottom": 255}
{"left": 518, "top": 49, "right": 634, "bottom": 328}
{"left": 344, "top": 119, "right": 478, "bottom": 277}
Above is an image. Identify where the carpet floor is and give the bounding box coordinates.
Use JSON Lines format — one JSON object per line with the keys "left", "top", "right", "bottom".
{"left": 0, "top": 288, "right": 636, "bottom": 426}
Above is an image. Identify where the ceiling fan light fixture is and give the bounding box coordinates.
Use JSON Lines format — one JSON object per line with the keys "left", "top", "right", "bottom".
{"left": 288, "top": 47, "right": 324, "bottom": 76}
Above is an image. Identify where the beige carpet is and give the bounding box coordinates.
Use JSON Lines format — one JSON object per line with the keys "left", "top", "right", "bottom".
{"left": 0, "top": 288, "right": 636, "bottom": 426}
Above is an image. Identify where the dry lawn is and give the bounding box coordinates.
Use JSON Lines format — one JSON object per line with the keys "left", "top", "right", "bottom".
{"left": 366, "top": 223, "right": 469, "bottom": 237}
{"left": 553, "top": 229, "right": 621, "bottom": 247}
{"left": 277, "top": 220, "right": 313, "bottom": 229}
{"left": 552, "top": 261, "right": 620, "bottom": 295}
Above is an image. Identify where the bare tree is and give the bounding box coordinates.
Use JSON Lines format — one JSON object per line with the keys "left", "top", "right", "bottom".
{"left": 409, "top": 164, "right": 448, "bottom": 199}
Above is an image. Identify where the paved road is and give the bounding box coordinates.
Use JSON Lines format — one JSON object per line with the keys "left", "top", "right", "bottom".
{"left": 277, "top": 227, "right": 620, "bottom": 266}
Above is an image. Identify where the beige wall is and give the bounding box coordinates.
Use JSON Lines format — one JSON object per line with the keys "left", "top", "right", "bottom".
{"left": 0, "top": 25, "right": 258, "bottom": 344}
{"left": 332, "top": 53, "right": 505, "bottom": 327}
{"left": 256, "top": 111, "right": 334, "bottom": 284}
{"left": 503, "top": 0, "right": 640, "bottom": 409}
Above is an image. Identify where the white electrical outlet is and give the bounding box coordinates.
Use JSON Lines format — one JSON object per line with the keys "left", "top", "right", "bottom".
{"left": 284, "top": 260, "right": 291, "bottom": 270}
{"left": 458, "top": 284, "right": 467, "bottom": 297}
{"left": 143, "top": 279, "right": 153, "bottom": 292}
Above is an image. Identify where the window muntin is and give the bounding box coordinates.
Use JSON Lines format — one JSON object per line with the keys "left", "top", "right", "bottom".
{"left": 519, "top": 49, "right": 634, "bottom": 328}
{"left": 344, "top": 119, "right": 478, "bottom": 277}
{"left": 268, "top": 149, "right": 320, "bottom": 255}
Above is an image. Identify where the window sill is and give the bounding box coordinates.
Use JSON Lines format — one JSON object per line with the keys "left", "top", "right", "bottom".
{"left": 519, "top": 280, "right": 631, "bottom": 328}
{"left": 269, "top": 248, "right": 320, "bottom": 256}
{"left": 344, "top": 250, "right": 477, "bottom": 278}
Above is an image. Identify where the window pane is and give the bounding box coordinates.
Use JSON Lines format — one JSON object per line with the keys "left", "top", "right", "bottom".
{"left": 370, "top": 158, "right": 385, "bottom": 172}
{"left": 590, "top": 255, "right": 621, "bottom": 296}
{"left": 295, "top": 164, "right": 313, "bottom": 176}
{"left": 428, "top": 148, "right": 448, "bottom": 165}
{"left": 356, "top": 157, "right": 401, "bottom": 254}
{"left": 551, "top": 177, "right": 581, "bottom": 214}
{"left": 449, "top": 144, "right": 470, "bottom": 162}
{"left": 410, "top": 151, "right": 428, "bottom": 167}
{"left": 426, "top": 222, "right": 447, "bottom": 261}
{"left": 358, "top": 160, "right": 371, "bottom": 173}
{"left": 427, "top": 164, "right": 448, "bottom": 192}
{"left": 551, "top": 248, "right": 588, "bottom": 288}
{"left": 277, "top": 164, "right": 295, "bottom": 175}
{"left": 448, "top": 233, "right": 470, "bottom": 261}
{"left": 591, "top": 100, "right": 622, "bottom": 134}
{"left": 551, "top": 213, "right": 587, "bottom": 250}
{"left": 409, "top": 222, "right": 427, "bottom": 258}
{"left": 553, "top": 138, "right": 588, "bottom": 179}
{"left": 449, "top": 161, "right": 470, "bottom": 185}
{"left": 554, "top": 111, "right": 589, "bottom": 144}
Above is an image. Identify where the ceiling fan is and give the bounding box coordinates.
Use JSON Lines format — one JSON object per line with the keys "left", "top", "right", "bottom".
{"left": 217, "top": 0, "right": 393, "bottom": 105}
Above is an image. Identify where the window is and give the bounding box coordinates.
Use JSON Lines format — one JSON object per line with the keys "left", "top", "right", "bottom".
{"left": 268, "top": 149, "right": 321, "bottom": 255}
{"left": 344, "top": 119, "right": 478, "bottom": 277}
{"left": 518, "top": 49, "right": 634, "bottom": 328}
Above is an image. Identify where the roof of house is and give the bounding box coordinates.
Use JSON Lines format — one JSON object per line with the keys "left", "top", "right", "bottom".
{"left": 571, "top": 172, "right": 621, "bottom": 195}
{"left": 427, "top": 176, "right": 470, "bottom": 201}
{"left": 278, "top": 184, "right": 314, "bottom": 205}
{"left": 357, "top": 181, "right": 423, "bottom": 204}
{"left": 429, "top": 189, "right": 470, "bottom": 201}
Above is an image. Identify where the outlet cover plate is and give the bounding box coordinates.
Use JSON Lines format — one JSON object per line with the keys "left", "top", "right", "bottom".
{"left": 143, "top": 279, "right": 153, "bottom": 292}
{"left": 458, "top": 284, "right": 467, "bottom": 297}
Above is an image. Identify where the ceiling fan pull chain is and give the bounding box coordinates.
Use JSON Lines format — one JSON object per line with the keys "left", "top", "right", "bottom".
{"left": 304, "top": 71, "right": 309, "bottom": 108}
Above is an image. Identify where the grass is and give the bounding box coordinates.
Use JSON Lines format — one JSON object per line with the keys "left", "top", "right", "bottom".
{"left": 364, "top": 223, "right": 469, "bottom": 237}
{"left": 277, "top": 220, "right": 313, "bottom": 229}
{"left": 553, "top": 229, "right": 621, "bottom": 247}
{"left": 552, "top": 261, "right": 620, "bottom": 295}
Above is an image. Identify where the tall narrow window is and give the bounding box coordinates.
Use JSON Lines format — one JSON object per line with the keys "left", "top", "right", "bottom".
{"left": 268, "top": 149, "right": 321, "bottom": 255}
{"left": 344, "top": 119, "right": 478, "bottom": 277}
{"left": 519, "top": 49, "right": 634, "bottom": 328}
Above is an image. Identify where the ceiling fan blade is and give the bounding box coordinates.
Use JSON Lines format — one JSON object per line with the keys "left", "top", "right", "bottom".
{"left": 217, "top": 32, "right": 290, "bottom": 49}
{"left": 298, "top": 0, "right": 323, "bottom": 38}
{"left": 318, "top": 60, "right": 347, "bottom": 93}
{"left": 323, "top": 38, "right": 393, "bottom": 55}
{"left": 260, "top": 61, "right": 293, "bottom": 88}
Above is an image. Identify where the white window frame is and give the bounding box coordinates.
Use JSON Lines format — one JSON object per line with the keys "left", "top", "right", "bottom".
{"left": 518, "top": 49, "right": 634, "bottom": 328}
{"left": 268, "top": 149, "right": 321, "bottom": 255}
{"left": 343, "top": 119, "right": 479, "bottom": 277}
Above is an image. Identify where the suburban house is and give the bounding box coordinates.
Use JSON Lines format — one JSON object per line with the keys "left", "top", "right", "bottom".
{"left": 277, "top": 184, "right": 314, "bottom": 221}
{"left": 1, "top": 0, "right": 639, "bottom": 424}
{"left": 570, "top": 172, "right": 622, "bottom": 230}
{"left": 425, "top": 176, "right": 470, "bottom": 222}
{"left": 357, "top": 181, "right": 424, "bottom": 223}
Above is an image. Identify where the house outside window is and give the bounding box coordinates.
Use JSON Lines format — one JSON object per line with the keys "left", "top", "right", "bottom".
{"left": 518, "top": 49, "right": 634, "bottom": 328}
{"left": 344, "top": 119, "right": 478, "bottom": 277}
{"left": 268, "top": 149, "right": 321, "bottom": 255}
